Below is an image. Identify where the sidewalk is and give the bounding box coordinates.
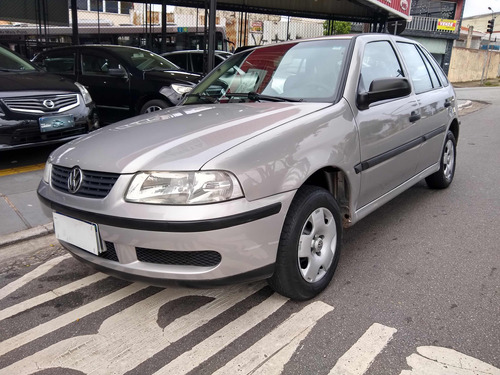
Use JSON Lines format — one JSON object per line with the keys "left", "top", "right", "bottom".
{"left": 0, "top": 99, "right": 474, "bottom": 249}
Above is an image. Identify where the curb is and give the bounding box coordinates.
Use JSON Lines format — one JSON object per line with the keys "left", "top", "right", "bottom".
{"left": 458, "top": 100, "right": 472, "bottom": 109}
{"left": 0, "top": 222, "right": 54, "bottom": 248}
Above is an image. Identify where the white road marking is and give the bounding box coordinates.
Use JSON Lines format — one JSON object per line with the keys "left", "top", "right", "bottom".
{"left": 400, "top": 346, "right": 500, "bottom": 375}
{"left": 154, "top": 293, "right": 289, "bottom": 375}
{"left": 329, "top": 323, "right": 397, "bottom": 375}
{"left": 212, "top": 301, "right": 334, "bottom": 375}
{"left": 0, "top": 254, "right": 70, "bottom": 300}
{"left": 0, "top": 282, "right": 148, "bottom": 357}
{"left": 0, "top": 283, "right": 264, "bottom": 375}
{"left": 0, "top": 273, "right": 109, "bottom": 321}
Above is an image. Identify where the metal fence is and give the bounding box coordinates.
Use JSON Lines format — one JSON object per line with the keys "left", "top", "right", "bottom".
{"left": 0, "top": 1, "right": 335, "bottom": 58}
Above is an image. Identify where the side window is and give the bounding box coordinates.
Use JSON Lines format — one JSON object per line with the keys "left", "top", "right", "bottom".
{"left": 165, "top": 54, "right": 186, "bottom": 69}
{"left": 396, "top": 42, "right": 433, "bottom": 94}
{"left": 419, "top": 48, "right": 441, "bottom": 88}
{"left": 81, "top": 53, "right": 122, "bottom": 75}
{"left": 359, "top": 41, "right": 404, "bottom": 92}
{"left": 191, "top": 53, "right": 204, "bottom": 73}
{"left": 419, "top": 46, "right": 449, "bottom": 87}
{"left": 38, "top": 52, "right": 75, "bottom": 74}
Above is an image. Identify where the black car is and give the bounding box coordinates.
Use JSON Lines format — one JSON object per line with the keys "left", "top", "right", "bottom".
{"left": 0, "top": 46, "right": 98, "bottom": 150}
{"left": 33, "top": 45, "right": 201, "bottom": 124}
{"left": 161, "top": 50, "right": 232, "bottom": 75}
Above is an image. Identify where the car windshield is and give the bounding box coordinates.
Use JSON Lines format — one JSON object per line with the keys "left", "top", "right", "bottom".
{"left": 112, "top": 48, "right": 180, "bottom": 71}
{"left": 0, "top": 47, "right": 37, "bottom": 72}
{"left": 184, "top": 39, "right": 350, "bottom": 104}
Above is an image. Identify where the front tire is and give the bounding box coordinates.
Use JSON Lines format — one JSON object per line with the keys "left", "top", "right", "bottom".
{"left": 268, "top": 186, "right": 342, "bottom": 300}
{"left": 425, "top": 130, "right": 457, "bottom": 189}
{"left": 140, "top": 99, "right": 169, "bottom": 114}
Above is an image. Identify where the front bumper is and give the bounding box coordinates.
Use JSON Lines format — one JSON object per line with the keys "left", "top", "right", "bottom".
{"left": 38, "top": 178, "right": 294, "bottom": 285}
{"left": 0, "top": 102, "right": 96, "bottom": 150}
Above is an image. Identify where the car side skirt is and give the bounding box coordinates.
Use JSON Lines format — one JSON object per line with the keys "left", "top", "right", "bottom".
{"left": 351, "top": 162, "right": 440, "bottom": 225}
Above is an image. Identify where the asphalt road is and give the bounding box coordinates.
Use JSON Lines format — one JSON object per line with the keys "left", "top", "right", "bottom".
{"left": 0, "top": 87, "right": 499, "bottom": 374}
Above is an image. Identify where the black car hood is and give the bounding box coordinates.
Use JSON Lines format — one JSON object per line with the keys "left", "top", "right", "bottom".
{"left": 143, "top": 70, "right": 201, "bottom": 85}
{"left": 0, "top": 71, "right": 78, "bottom": 94}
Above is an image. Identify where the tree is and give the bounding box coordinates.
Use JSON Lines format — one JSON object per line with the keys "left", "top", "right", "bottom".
{"left": 323, "top": 20, "right": 352, "bottom": 35}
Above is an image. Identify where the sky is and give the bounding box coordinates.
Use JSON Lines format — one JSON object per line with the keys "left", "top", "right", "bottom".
{"left": 463, "top": 0, "right": 500, "bottom": 17}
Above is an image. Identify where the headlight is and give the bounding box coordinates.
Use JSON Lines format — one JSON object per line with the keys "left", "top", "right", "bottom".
{"left": 170, "top": 84, "right": 193, "bottom": 95}
{"left": 125, "top": 171, "right": 244, "bottom": 205}
{"left": 74, "top": 82, "right": 93, "bottom": 105}
{"left": 42, "top": 160, "right": 52, "bottom": 184}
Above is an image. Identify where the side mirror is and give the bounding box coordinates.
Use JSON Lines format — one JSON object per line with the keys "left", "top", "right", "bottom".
{"left": 357, "top": 77, "right": 411, "bottom": 110}
{"left": 108, "top": 67, "right": 128, "bottom": 78}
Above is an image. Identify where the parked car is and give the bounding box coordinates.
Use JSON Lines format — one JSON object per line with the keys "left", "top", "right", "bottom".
{"left": 38, "top": 34, "right": 459, "bottom": 300}
{"left": 161, "top": 50, "right": 232, "bottom": 74}
{"left": 33, "top": 45, "right": 201, "bottom": 124}
{"left": 0, "top": 46, "right": 98, "bottom": 150}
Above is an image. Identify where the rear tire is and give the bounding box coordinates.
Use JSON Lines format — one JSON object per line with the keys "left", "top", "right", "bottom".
{"left": 425, "top": 131, "right": 456, "bottom": 189}
{"left": 268, "top": 186, "right": 342, "bottom": 300}
{"left": 140, "top": 99, "right": 169, "bottom": 114}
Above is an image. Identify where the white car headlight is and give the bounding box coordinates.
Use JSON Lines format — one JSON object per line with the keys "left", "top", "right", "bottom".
{"left": 42, "top": 160, "right": 52, "bottom": 183}
{"left": 125, "top": 171, "right": 244, "bottom": 205}
{"left": 74, "top": 82, "right": 93, "bottom": 105}
{"left": 170, "top": 84, "right": 193, "bottom": 95}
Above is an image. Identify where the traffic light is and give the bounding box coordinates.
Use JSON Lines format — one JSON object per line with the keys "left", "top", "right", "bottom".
{"left": 487, "top": 19, "right": 495, "bottom": 33}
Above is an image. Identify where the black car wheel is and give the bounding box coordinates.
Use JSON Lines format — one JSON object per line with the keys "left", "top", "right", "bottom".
{"left": 140, "top": 99, "right": 169, "bottom": 114}
{"left": 268, "top": 185, "right": 342, "bottom": 300}
{"left": 425, "top": 130, "right": 457, "bottom": 189}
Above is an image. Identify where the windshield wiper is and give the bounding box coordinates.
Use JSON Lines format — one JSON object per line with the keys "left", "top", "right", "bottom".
{"left": 226, "top": 91, "right": 302, "bottom": 102}
{"left": 184, "top": 93, "right": 219, "bottom": 103}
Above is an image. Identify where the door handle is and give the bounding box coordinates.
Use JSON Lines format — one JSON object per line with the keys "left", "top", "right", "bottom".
{"left": 409, "top": 111, "right": 421, "bottom": 123}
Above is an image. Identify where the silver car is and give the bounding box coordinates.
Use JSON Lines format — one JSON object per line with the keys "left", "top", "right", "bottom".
{"left": 38, "top": 34, "right": 459, "bottom": 300}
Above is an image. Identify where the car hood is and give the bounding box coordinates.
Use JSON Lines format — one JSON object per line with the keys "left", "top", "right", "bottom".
{"left": 50, "top": 102, "right": 330, "bottom": 173}
{"left": 0, "top": 71, "right": 78, "bottom": 95}
{"left": 143, "top": 70, "right": 201, "bottom": 85}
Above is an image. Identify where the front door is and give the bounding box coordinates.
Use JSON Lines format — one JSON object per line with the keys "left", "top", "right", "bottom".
{"left": 355, "top": 40, "right": 421, "bottom": 208}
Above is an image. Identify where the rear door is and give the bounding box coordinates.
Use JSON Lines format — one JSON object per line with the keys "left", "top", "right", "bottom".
{"left": 355, "top": 40, "right": 420, "bottom": 208}
{"left": 396, "top": 42, "right": 453, "bottom": 172}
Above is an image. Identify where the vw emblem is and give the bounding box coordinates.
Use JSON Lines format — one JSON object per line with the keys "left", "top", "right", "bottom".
{"left": 43, "top": 99, "right": 55, "bottom": 109}
{"left": 68, "top": 167, "right": 83, "bottom": 194}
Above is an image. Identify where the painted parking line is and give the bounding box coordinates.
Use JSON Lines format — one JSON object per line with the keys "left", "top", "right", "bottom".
{"left": 0, "top": 254, "right": 71, "bottom": 300}
{"left": 0, "top": 163, "right": 45, "bottom": 177}
{"left": 0, "top": 283, "right": 264, "bottom": 374}
{"left": 0, "top": 272, "right": 109, "bottom": 321}
{"left": 154, "top": 293, "right": 289, "bottom": 375}
{"left": 329, "top": 323, "right": 397, "bottom": 375}
{"left": 401, "top": 346, "right": 500, "bottom": 375}
{"left": 0, "top": 282, "right": 148, "bottom": 358}
{"left": 213, "top": 301, "right": 334, "bottom": 375}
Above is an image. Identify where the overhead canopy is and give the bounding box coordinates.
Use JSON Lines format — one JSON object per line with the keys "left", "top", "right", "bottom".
{"left": 163, "top": 0, "right": 411, "bottom": 22}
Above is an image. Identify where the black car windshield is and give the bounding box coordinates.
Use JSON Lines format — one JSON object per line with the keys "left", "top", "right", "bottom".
{"left": 111, "top": 48, "right": 179, "bottom": 72}
{"left": 184, "top": 39, "right": 350, "bottom": 104}
{"left": 0, "top": 47, "right": 36, "bottom": 72}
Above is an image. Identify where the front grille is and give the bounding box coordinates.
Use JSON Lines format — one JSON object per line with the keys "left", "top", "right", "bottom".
{"left": 99, "top": 241, "right": 119, "bottom": 261}
{"left": 3, "top": 94, "right": 79, "bottom": 114}
{"left": 6, "top": 124, "right": 87, "bottom": 146}
{"left": 136, "top": 247, "right": 221, "bottom": 267}
{"left": 51, "top": 165, "right": 119, "bottom": 198}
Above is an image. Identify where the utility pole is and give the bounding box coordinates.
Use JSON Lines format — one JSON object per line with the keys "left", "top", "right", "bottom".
{"left": 480, "top": 8, "right": 495, "bottom": 85}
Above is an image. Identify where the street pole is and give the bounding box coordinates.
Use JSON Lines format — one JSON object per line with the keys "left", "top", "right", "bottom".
{"left": 480, "top": 32, "right": 492, "bottom": 85}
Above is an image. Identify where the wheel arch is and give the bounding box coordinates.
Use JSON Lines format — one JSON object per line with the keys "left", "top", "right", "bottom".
{"left": 302, "top": 167, "right": 352, "bottom": 228}
{"left": 448, "top": 118, "right": 459, "bottom": 144}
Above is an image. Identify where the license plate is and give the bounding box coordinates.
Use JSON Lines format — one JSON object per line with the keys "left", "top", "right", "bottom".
{"left": 53, "top": 212, "right": 102, "bottom": 255}
{"left": 39, "top": 115, "right": 75, "bottom": 133}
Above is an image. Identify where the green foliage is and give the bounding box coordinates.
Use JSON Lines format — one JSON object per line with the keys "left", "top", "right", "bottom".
{"left": 323, "top": 20, "right": 352, "bottom": 35}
